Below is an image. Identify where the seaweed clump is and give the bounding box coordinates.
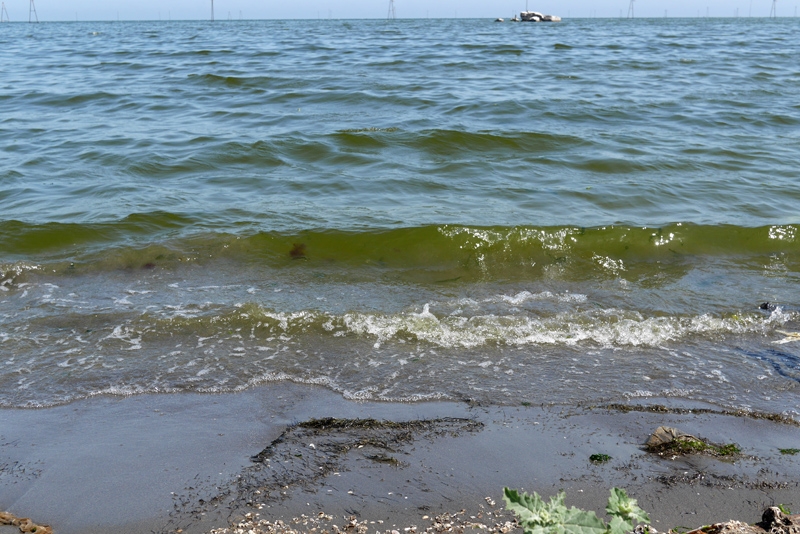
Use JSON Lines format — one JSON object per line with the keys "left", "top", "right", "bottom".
{"left": 645, "top": 426, "right": 741, "bottom": 458}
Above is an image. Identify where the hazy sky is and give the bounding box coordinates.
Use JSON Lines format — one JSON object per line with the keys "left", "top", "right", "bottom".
{"left": 3, "top": 0, "right": 793, "bottom": 21}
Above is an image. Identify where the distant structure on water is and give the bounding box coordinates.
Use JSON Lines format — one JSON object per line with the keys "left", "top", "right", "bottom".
{"left": 1, "top": 2, "right": 9, "bottom": 22}
{"left": 496, "top": 2, "right": 560, "bottom": 22}
{"left": 770, "top": 0, "right": 777, "bottom": 17}
{"left": 627, "top": 0, "right": 635, "bottom": 18}
{"left": 210, "top": 0, "right": 214, "bottom": 21}
{"left": 519, "top": 11, "right": 560, "bottom": 21}
{"left": 29, "top": 0, "right": 38, "bottom": 22}
{"left": 498, "top": 10, "right": 560, "bottom": 22}
{"left": 387, "top": 0, "right": 396, "bottom": 19}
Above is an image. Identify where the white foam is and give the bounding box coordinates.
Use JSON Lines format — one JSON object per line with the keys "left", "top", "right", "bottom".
{"left": 102, "top": 325, "right": 143, "bottom": 350}
{"left": 496, "top": 290, "right": 588, "bottom": 305}
{"left": 343, "top": 387, "right": 377, "bottom": 400}
{"left": 336, "top": 306, "right": 792, "bottom": 350}
{"left": 376, "top": 391, "right": 451, "bottom": 402}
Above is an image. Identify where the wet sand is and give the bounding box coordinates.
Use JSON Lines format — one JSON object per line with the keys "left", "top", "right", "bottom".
{"left": 1, "top": 383, "right": 798, "bottom": 534}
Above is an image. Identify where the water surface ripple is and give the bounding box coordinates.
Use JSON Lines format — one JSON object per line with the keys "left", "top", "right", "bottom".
{"left": 1, "top": 18, "right": 798, "bottom": 228}
{"left": 1, "top": 19, "right": 799, "bottom": 414}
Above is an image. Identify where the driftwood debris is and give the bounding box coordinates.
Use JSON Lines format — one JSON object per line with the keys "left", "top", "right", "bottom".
{"left": 681, "top": 507, "right": 800, "bottom": 534}
{"left": 0, "top": 510, "right": 53, "bottom": 534}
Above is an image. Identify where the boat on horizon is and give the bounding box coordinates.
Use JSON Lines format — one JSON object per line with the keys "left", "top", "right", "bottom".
{"left": 497, "top": 11, "right": 561, "bottom": 22}
{"left": 520, "top": 10, "right": 561, "bottom": 22}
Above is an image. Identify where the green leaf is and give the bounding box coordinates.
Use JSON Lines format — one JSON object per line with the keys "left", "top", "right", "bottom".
{"left": 505, "top": 487, "right": 650, "bottom": 534}
{"left": 606, "top": 488, "right": 650, "bottom": 525}
{"left": 504, "top": 487, "right": 553, "bottom": 527}
{"left": 607, "top": 514, "right": 633, "bottom": 534}
{"left": 503, "top": 488, "right": 606, "bottom": 534}
{"left": 562, "top": 506, "right": 608, "bottom": 534}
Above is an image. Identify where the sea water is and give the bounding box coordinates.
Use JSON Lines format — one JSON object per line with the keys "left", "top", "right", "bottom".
{"left": 0, "top": 18, "right": 798, "bottom": 415}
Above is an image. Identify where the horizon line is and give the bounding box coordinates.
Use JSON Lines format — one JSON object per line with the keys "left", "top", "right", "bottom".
{"left": 2, "top": 15, "right": 797, "bottom": 22}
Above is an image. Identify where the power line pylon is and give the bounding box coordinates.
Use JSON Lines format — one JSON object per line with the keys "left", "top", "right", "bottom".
{"left": 29, "top": 0, "right": 38, "bottom": 22}
{"left": 1, "top": 2, "right": 9, "bottom": 22}
{"left": 211, "top": 0, "right": 214, "bottom": 21}
{"left": 627, "top": 0, "right": 635, "bottom": 18}
{"left": 770, "top": 0, "right": 777, "bottom": 17}
{"left": 387, "top": 0, "right": 396, "bottom": 19}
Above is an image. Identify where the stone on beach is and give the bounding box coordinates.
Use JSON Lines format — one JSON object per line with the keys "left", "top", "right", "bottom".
{"left": 645, "top": 426, "right": 699, "bottom": 449}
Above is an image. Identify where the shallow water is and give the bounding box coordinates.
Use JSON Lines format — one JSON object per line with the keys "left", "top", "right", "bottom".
{"left": 1, "top": 18, "right": 798, "bottom": 414}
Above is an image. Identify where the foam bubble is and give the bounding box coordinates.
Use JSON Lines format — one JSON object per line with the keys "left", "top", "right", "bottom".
{"left": 103, "top": 325, "right": 143, "bottom": 350}
{"left": 496, "top": 290, "right": 588, "bottom": 305}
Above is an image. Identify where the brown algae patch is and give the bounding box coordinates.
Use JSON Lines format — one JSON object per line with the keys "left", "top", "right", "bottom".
{"left": 166, "top": 417, "right": 484, "bottom": 531}
{"left": 250, "top": 417, "right": 483, "bottom": 472}
{"left": 600, "top": 404, "right": 799, "bottom": 427}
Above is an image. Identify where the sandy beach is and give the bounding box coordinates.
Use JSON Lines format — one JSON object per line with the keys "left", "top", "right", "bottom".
{"left": 1, "top": 383, "right": 798, "bottom": 534}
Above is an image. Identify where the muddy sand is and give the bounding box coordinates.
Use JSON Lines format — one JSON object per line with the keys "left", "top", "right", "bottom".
{"left": 1, "top": 383, "right": 798, "bottom": 534}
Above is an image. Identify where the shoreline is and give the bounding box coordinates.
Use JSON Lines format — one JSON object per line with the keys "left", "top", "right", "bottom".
{"left": 1, "top": 384, "right": 798, "bottom": 534}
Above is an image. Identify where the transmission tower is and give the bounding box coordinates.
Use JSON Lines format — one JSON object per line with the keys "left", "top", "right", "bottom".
{"left": 29, "top": 0, "right": 38, "bottom": 22}
{"left": 387, "top": 0, "right": 396, "bottom": 19}
{"left": 1, "top": 2, "right": 9, "bottom": 22}
{"left": 211, "top": 0, "right": 214, "bottom": 21}
{"left": 770, "top": 0, "right": 777, "bottom": 17}
{"left": 627, "top": 0, "right": 635, "bottom": 18}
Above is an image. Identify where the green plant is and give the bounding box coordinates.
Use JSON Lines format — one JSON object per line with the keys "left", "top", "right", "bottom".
{"left": 778, "top": 448, "right": 799, "bottom": 455}
{"left": 589, "top": 454, "right": 612, "bottom": 464}
{"left": 649, "top": 437, "right": 740, "bottom": 457}
{"left": 503, "top": 487, "right": 650, "bottom": 534}
{"left": 778, "top": 504, "right": 792, "bottom": 514}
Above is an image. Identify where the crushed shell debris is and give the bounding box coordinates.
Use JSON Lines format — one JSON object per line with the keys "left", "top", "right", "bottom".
{"left": 208, "top": 503, "right": 517, "bottom": 534}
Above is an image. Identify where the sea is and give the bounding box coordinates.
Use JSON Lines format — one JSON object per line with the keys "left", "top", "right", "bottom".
{"left": 0, "top": 17, "right": 798, "bottom": 417}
